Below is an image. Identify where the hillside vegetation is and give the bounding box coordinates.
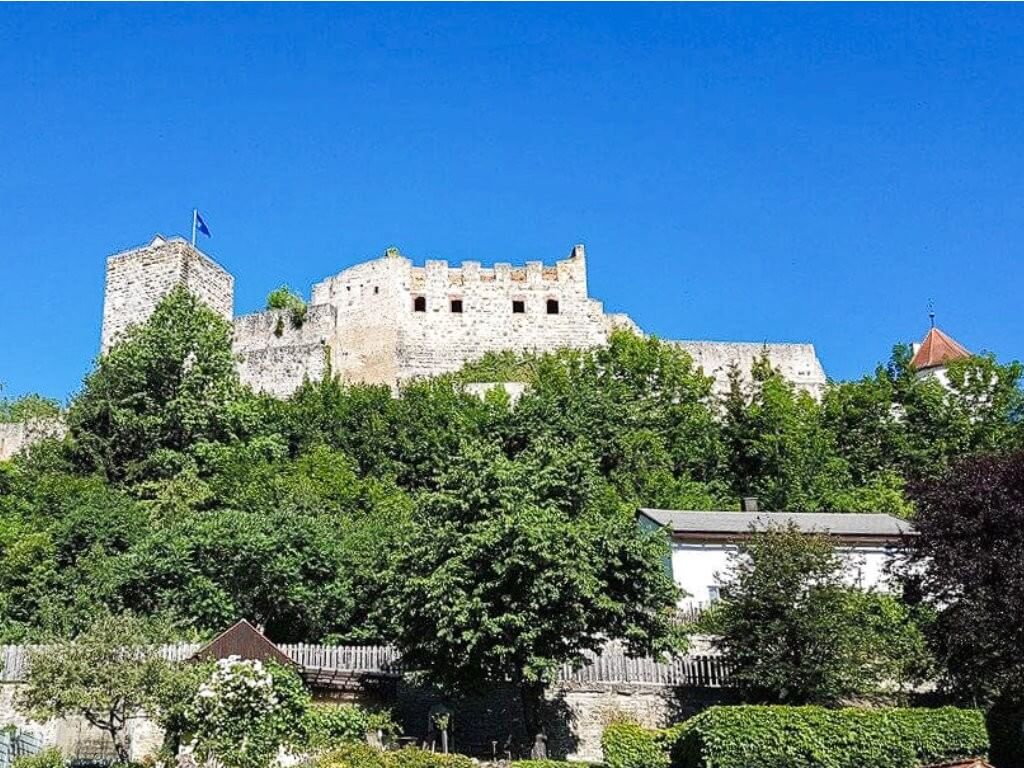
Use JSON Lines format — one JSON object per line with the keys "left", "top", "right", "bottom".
{"left": 1, "top": 287, "right": 1021, "bottom": 646}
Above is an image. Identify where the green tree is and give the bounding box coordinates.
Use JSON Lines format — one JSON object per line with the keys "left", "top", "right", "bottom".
{"left": 382, "top": 440, "right": 678, "bottom": 743}
{"left": 711, "top": 524, "right": 929, "bottom": 705}
{"left": 0, "top": 470, "right": 147, "bottom": 641}
{"left": 487, "top": 331, "right": 727, "bottom": 507}
{"left": 17, "top": 613, "right": 179, "bottom": 763}
{"left": 0, "top": 385, "right": 61, "bottom": 424}
{"left": 65, "top": 286, "right": 253, "bottom": 486}
{"left": 825, "top": 346, "right": 1024, "bottom": 489}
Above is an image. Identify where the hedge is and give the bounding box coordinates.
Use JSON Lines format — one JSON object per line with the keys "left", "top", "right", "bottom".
{"left": 303, "top": 703, "right": 400, "bottom": 750}
{"left": 668, "top": 705, "right": 988, "bottom": 768}
{"left": 602, "top": 720, "right": 669, "bottom": 768}
{"left": 316, "top": 745, "right": 475, "bottom": 768}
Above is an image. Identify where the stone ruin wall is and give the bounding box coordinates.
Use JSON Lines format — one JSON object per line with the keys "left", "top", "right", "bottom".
{"left": 675, "top": 340, "right": 828, "bottom": 398}
{"left": 0, "top": 419, "right": 66, "bottom": 461}
{"left": 233, "top": 304, "right": 336, "bottom": 397}
{"left": 101, "top": 238, "right": 234, "bottom": 353}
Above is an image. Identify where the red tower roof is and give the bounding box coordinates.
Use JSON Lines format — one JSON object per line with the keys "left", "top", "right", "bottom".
{"left": 911, "top": 326, "right": 971, "bottom": 370}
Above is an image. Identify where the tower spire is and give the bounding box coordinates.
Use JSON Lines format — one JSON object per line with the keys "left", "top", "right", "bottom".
{"left": 928, "top": 299, "right": 935, "bottom": 328}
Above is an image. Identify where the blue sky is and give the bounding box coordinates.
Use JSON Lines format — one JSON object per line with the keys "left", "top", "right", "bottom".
{"left": 2, "top": 4, "right": 1022, "bottom": 401}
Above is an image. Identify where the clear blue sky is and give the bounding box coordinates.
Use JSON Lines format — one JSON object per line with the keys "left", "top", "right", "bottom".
{"left": 3, "top": 4, "right": 1022, "bottom": 401}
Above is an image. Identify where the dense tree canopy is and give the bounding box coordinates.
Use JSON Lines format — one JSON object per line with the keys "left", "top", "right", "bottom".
{"left": 0, "top": 289, "right": 1021, "bottom": 663}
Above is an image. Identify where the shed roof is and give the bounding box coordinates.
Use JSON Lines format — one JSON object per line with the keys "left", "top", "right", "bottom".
{"left": 638, "top": 509, "right": 914, "bottom": 542}
{"left": 190, "top": 619, "right": 295, "bottom": 666}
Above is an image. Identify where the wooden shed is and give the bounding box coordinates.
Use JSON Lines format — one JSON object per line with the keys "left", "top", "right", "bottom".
{"left": 189, "top": 619, "right": 296, "bottom": 667}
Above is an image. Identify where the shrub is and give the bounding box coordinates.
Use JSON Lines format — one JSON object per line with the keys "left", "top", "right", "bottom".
{"left": 602, "top": 720, "right": 668, "bottom": 768}
{"left": 302, "top": 703, "right": 399, "bottom": 750}
{"left": 266, "top": 286, "right": 308, "bottom": 328}
{"left": 315, "top": 743, "right": 390, "bottom": 768}
{"left": 388, "top": 747, "right": 475, "bottom": 768}
{"left": 13, "top": 750, "right": 65, "bottom": 768}
{"left": 187, "top": 657, "right": 310, "bottom": 768}
{"left": 315, "top": 746, "right": 474, "bottom": 768}
{"left": 667, "top": 705, "right": 988, "bottom": 768}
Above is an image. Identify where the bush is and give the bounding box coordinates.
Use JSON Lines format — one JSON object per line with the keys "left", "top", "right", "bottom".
{"left": 266, "top": 286, "right": 308, "bottom": 328}
{"left": 303, "top": 703, "right": 399, "bottom": 750}
{"left": 388, "top": 747, "right": 475, "bottom": 768}
{"left": 601, "top": 720, "right": 668, "bottom": 768}
{"left": 315, "top": 746, "right": 473, "bottom": 768}
{"left": 667, "top": 705, "right": 988, "bottom": 768}
{"left": 315, "top": 743, "right": 390, "bottom": 768}
{"left": 12, "top": 750, "right": 65, "bottom": 768}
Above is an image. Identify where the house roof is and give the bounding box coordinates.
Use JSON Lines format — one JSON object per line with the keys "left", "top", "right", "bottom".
{"left": 911, "top": 326, "right": 971, "bottom": 370}
{"left": 190, "top": 619, "right": 296, "bottom": 667}
{"left": 638, "top": 509, "right": 914, "bottom": 543}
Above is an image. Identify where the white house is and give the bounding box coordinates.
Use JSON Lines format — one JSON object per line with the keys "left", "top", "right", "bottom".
{"left": 637, "top": 508, "right": 915, "bottom": 610}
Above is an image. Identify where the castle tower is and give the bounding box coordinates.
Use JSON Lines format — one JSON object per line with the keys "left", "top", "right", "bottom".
{"left": 101, "top": 235, "right": 235, "bottom": 353}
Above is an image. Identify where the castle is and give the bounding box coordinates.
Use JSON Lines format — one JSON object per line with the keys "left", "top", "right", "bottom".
{"left": 99, "top": 235, "right": 829, "bottom": 398}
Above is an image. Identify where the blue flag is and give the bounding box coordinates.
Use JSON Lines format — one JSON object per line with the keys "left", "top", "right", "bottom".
{"left": 196, "top": 211, "right": 211, "bottom": 237}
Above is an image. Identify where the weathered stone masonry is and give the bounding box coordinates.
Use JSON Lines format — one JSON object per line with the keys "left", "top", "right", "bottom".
{"left": 97, "top": 235, "right": 828, "bottom": 400}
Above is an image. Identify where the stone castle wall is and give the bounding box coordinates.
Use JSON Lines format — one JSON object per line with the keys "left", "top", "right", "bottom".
{"left": 101, "top": 236, "right": 234, "bottom": 353}
{"left": 391, "top": 245, "right": 610, "bottom": 382}
{"left": 92, "top": 236, "right": 829, "bottom": 401}
{"left": 312, "top": 254, "right": 407, "bottom": 386}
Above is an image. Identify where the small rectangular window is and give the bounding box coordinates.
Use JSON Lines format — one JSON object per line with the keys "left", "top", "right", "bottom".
{"left": 512, "top": 300, "right": 525, "bottom": 314}
{"left": 450, "top": 299, "right": 463, "bottom": 313}
{"left": 546, "top": 299, "right": 560, "bottom": 315}
{"left": 413, "top": 296, "right": 426, "bottom": 312}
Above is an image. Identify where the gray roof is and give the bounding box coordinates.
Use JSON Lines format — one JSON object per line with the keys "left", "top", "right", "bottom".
{"left": 639, "top": 509, "right": 914, "bottom": 540}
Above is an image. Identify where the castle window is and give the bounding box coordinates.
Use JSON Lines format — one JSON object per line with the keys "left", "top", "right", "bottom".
{"left": 450, "top": 299, "right": 463, "bottom": 314}
{"left": 512, "top": 300, "right": 525, "bottom": 314}
{"left": 413, "top": 296, "right": 426, "bottom": 312}
{"left": 546, "top": 299, "right": 560, "bottom": 315}
{"left": 374, "top": 286, "right": 379, "bottom": 294}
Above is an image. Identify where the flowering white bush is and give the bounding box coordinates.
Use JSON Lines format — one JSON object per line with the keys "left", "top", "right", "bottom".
{"left": 187, "top": 656, "right": 309, "bottom": 768}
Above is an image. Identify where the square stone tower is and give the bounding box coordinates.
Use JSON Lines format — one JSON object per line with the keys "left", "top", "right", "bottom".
{"left": 101, "top": 235, "right": 234, "bottom": 353}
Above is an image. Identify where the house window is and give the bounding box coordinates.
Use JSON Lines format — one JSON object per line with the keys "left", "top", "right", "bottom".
{"left": 546, "top": 299, "right": 560, "bottom": 315}
{"left": 450, "top": 299, "right": 463, "bottom": 313}
{"left": 413, "top": 296, "right": 426, "bottom": 312}
{"left": 707, "top": 585, "right": 723, "bottom": 603}
{"left": 512, "top": 300, "right": 525, "bottom": 314}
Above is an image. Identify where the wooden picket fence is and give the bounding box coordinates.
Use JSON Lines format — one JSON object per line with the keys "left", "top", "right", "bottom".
{"left": 1, "top": 642, "right": 731, "bottom": 688}
{"left": 279, "top": 643, "right": 403, "bottom": 673}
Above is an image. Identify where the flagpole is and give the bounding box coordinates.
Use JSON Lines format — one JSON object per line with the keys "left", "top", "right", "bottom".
{"left": 191, "top": 208, "right": 197, "bottom": 248}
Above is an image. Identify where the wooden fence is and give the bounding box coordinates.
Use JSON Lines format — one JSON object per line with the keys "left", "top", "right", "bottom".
{"left": 1, "top": 643, "right": 731, "bottom": 688}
